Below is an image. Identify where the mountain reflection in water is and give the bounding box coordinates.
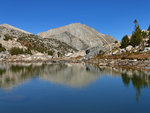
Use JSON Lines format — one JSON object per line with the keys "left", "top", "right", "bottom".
{"left": 0, "top": 63, "right": 150, "bottom": 100}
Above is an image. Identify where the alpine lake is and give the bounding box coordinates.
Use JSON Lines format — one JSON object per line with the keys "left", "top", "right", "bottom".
{"left": 0, "top": 62, "right": 150, "bottom": 113}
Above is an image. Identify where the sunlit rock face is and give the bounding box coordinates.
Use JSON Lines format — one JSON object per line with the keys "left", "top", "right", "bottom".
{"left": 38, "top": 23, "right": 116, "bottom": 50}
{"left": 0, "top": 63, "right": 150, "bottom": 90}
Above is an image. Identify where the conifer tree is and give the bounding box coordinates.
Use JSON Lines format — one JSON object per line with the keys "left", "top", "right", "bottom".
{"left": 120, "top": 35, "right": 130, "bottom": 48}
{"left": 130, "top": 19, "right": 142, "bottom": 47}
{"left": 147, "top": 25, "right": 150, "bottom": 31}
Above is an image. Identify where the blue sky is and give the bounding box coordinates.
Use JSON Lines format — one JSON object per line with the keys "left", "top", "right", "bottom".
{"left": 0, "top": 0, "right": 149, "bottom": 40}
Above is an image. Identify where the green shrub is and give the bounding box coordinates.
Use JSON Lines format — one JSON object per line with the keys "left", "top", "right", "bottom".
{"left": 10, "top": 47, "right": 24, "bottom": 55}
{"left": 36, "top": 47, "right": 46, "bottom": 53}
{"left": 4, "top": 35, "right": 13, "bottom": 41}
{"left": 48, "top": 50, "right": 54, "bottom": 56}
{"left": 0, "top": 47, "right": 6, "bottom": 52}
{"left": 120, "top": 35, "right": 130, "bottom": 48}
{"left": 24, "top": 48, "right": 32, "bottom": 55}
{"left": 114, "top": 41, "right": 118, "bottom": 43}
{"left": 10, "top": 47, "right": 32, "bottom": 55}
{"left": 0, "top": 43, "right": 6, "bottom": 52}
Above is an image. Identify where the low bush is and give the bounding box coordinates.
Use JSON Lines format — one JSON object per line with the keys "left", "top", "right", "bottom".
{"left": 57, "top": 52, "right": 62, "bottom": 57}
{"left": 0, "top": 43, "right": 6, "bottom": 52}
{"left": 114, "top": 41, "right": 118, "bottom": 43}
{"left": 0, "top": 47, "right": 6, "bottom": 52}
{"left": 9, "top": 47, "right": 32, "bottom": 55}
{"left": 48, "top": 50, "right": 54, "bottom": 56}
{"left": 4, "top": 35, "right": 13, "bottom": 41}
{"left": 10, "top": 47, "right": 24, "bottom": 55}
{"left": 24, "top": 48, "right": 32, "bottom": 55}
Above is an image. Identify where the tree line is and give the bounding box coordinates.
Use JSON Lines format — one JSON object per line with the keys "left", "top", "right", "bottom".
{"left": 120, "top": 20, "right": 150, "bottom": 48}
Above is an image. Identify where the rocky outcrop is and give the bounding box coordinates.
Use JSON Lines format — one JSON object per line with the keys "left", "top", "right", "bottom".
{"left": 38, "top": 23, "right": 116, "bottom": 50}
{"left": 84, "top": 45, "right": 111, "bottom": 59}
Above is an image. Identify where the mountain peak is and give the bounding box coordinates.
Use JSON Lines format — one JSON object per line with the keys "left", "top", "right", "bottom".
{"left": 70, "top": 23, "right": 81, "bottom": 25}
{"left": 1, "top": 24, "right": 14, "bottom": 27}
{"left": 0, "top": 24, "right": 31, "bottom": 34}
{"left": 38, "top": 23, "right": 116, "bottom": 50}
{"left": 63, "top": 23, "right": 87, "bottom": 27}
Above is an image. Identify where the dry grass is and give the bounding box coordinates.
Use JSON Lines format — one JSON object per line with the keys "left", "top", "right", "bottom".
{"left": 94, "top": 52, "right": 150, "bottom": 60}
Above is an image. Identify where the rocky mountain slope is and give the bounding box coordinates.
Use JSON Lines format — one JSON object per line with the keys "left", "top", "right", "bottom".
{"left": 0, "top": 24, "right": 77, "bottom": 57}
{"left": 0, "top": 24, "right": 31, "bottom": 37}
{"left": 0, "top": 24, "right": 33, "bottom": 50}
{"left": 0, "top": 23, "right": 117, "bottom": 60}
{"left": 38, "top": 23, "right": 116, "bottom": 50}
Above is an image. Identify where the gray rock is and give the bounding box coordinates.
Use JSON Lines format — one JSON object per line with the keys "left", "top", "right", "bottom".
{"left": 113, "top": 50, "right": 119, "bottom": 55}
{"left": 120, "top": 49, "right": 126, "bottom": 53}
{"left": 143, "top": 47, "right": 150, "bottom": 53}
{"left": 145, "top": 47, "right": 150, "bottom": 51}
{"left": 84, "top": 45, "right": 110, "bottom": 59}
{"left": 126, "top": 45, "right": 133, "bottom": 51}
{"left": 133, "top": 49, "right": 138, "bottom": 53}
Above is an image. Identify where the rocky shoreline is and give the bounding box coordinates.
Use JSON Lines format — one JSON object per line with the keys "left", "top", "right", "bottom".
{"left": 85, "top": 59, "right": 150, "bottom": 71}
{"left": 1, "top": 56, "right": 150, "bottom": 71}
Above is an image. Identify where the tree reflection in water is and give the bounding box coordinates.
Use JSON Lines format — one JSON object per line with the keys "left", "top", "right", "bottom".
{"left": 121, "top": 70, "right": 150, "bottom": 101}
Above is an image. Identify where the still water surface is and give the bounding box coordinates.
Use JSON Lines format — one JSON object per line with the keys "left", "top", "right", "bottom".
{"left": 0, "top": 63, "right": 150, "bottom": 113}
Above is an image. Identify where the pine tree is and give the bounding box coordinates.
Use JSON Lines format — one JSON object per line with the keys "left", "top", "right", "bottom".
{"left": 130, "top": 29, "right": 142, "bottom": 47}
{"left": 120, "top": 35, "right": 130, "bottom": 48}
{"left": 134, "top": 19, "right": 140, "bottom": 32}
{"left": 148, "top": 25, "right": 150, "bottom": 31}
{"left": 130, "top": 19, "right": 143, "bottom": 47}
{"left": 141, "top": 31, "right": 147, "bottom": 38}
